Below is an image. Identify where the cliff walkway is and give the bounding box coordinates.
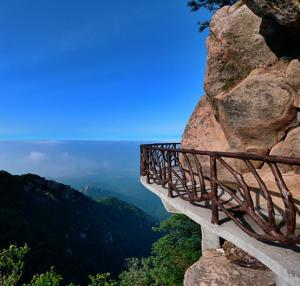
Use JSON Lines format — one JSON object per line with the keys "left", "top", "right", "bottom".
{"left": 140, "top": 143, "right": 300, "bottom": 286}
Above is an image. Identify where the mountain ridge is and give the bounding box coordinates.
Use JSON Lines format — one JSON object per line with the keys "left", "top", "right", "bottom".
{"left": 0, "top": 170, "right": 158, "bottom": 285}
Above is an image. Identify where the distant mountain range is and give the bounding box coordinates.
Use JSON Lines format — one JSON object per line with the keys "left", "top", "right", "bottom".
{"left": 79, "top": 183, "right": 169, "bottom": 221}
{"left": 0, "top": 171, "right": 159, "bottom": 285}
{"left": 0, "top": 141, "right": 169, "bottom": 221}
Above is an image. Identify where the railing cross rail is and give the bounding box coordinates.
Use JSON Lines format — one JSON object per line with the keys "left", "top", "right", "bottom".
{"left": 140, "top": 143, "right": 300, "bottom": 245}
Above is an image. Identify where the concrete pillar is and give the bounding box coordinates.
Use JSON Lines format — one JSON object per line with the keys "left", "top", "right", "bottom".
{"left": 201, "top": 227, "right": 220, "bottom": 251}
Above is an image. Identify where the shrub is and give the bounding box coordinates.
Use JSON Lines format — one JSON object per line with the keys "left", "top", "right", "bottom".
{"left": 0, "top": 244, "right": 29, "bottom": 286}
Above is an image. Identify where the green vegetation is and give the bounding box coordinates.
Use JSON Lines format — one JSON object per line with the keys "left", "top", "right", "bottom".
{"left": 0, "top": 246, "right": 117, "bottom": 286}
{"left": 0, "top": 171, "right": 158, "bottom": 285}
{"left": 187, "top": 0, "right": 237, "bottom": 32}
{"left": 24, "top": 268, "right": 62, "bottom": 286}
{"left": 119, "top": 214, "right": 202, "bottom": 286}
{"left": 0, "top": 171, "right": 201, "bottom": 285}
{"left": 0, "top": 245, "right": 29, "bottom": 286}
{"left": 87, "top": 274, "right": 118, "bottom": 286}
{"left": 0, "top": 215, "right": 201, "bottom": 286}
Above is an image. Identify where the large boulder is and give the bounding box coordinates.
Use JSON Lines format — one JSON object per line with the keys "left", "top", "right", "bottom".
{"left": 182, "top": 3, "right": 300, "bottom": 166}
{"left": 184, "top": 250, "right": 275, "bottom": 286}
{"left": 205, "top": 3, "right": 277, "bottom": 108}
{"left": 244, "top": 0, "right": 300, "bottom": 28}
{"left": 216, "top": 67, "right": 297, "bottom": 154}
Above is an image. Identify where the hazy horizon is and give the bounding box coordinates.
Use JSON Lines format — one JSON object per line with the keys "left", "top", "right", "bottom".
{"left": 0, "top": 140, "right": 169, "bottom": 219}
{"left": 0, "top": 140, "right": 144, "bottom": 177}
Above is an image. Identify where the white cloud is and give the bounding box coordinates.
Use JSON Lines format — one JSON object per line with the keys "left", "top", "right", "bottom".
{"left": 26, "top": 151, "right": 47, "bottom": 162}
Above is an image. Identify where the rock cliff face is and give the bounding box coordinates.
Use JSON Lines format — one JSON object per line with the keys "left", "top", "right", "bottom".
{"left": 182, "top": 1, "right": 300, "bottom": 163}
{"left": 182, "top": 2, "right": 300, "bottom": 284}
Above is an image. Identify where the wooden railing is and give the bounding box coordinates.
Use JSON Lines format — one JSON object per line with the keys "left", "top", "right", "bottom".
{"left": 140, "top": 143, "right": 300, "bottom": 245}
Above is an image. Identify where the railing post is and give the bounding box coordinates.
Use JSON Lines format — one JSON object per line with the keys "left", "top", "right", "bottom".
{"left": 210, "top": 155, "right": 219, "bottom": 225}
{"left": 162, "top": 149, "right": 167, "bottom": 188}
{"left": 140, "top": 146, "right": 146, "bottom": 177}
{"left": 167, "top": 150, "right": 174, "bottom": 198}
{"left": 141, "top": 146, "right": 150, "bottom": 184}
{"left": 158, "top": 150, "right": 163, "bottom": 184}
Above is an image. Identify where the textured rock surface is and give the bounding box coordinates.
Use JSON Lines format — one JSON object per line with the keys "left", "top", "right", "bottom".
{"left": 182, "top": 96, "right": 229, "bottom": 152}
{"left": 286, "top": 59, "right": 300, "bottom": 108}
{"left": 181, "top": 96, "right": 230, "bottom": 175}
{"left": 244, "top": 0, "right": 300, "bottom": 28}
{"left": 205, "top": 3, "right": 277, "bottom": 105}
{"left": 184, "top": 249, "right": 275, "bottom": 286}
{"left": 216, "top": 67, "right": 297, "bottom": 153}
{"left": 182, "top": 2, "right": 300, "bottom": 166}
{"left": 270, "top": 127, "right": 300, "bottom": 159}
{"left": 269, "top": 126, "right": 300, "bottom": 173}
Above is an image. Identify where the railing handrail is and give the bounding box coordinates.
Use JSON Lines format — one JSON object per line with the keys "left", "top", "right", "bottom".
{"left": 140, "top": 143, "right": 181, "bottom": 147}
{"left": 140, "top": 142, "right": 300, "bottom": 245}
{"left": 141, "top": 143, "right": 300, "bottom": 166}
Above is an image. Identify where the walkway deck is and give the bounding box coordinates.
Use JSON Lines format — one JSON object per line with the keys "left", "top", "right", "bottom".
{"left": 141, "top": 176, "right": 300, "bottom": 286}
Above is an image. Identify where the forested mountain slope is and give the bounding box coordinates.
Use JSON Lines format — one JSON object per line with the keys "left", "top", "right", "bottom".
{"left": 0, "top": 171, "right": 158, "bottom": 285}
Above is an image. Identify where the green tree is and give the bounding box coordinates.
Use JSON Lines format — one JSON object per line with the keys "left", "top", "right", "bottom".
{"left": 119, "top": 257, "right": 157, "bottom": 286}
{"left": 0, "top": 244, "right": 29, "bottom": 286}
{"left": 187, "top": 0, "right": 237, "bottom": 31}
{"left": 88, "top": 273, "right": 118, "bottom": 286}
{"left": 119, "top": 215, "right": 202, "bottom": 286}
{"left": 150, "top": 215, "right": 202, "bottom": 286}
{"left": 0, "top": 244, "right": 119, "bottom": 286}
{"left": 24, "top": 268, "right": 62, "bottom": 286}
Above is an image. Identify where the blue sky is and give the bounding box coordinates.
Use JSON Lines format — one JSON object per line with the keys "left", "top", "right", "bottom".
{"left": 0, "top": 0, "right": 209, "bottom": 141}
